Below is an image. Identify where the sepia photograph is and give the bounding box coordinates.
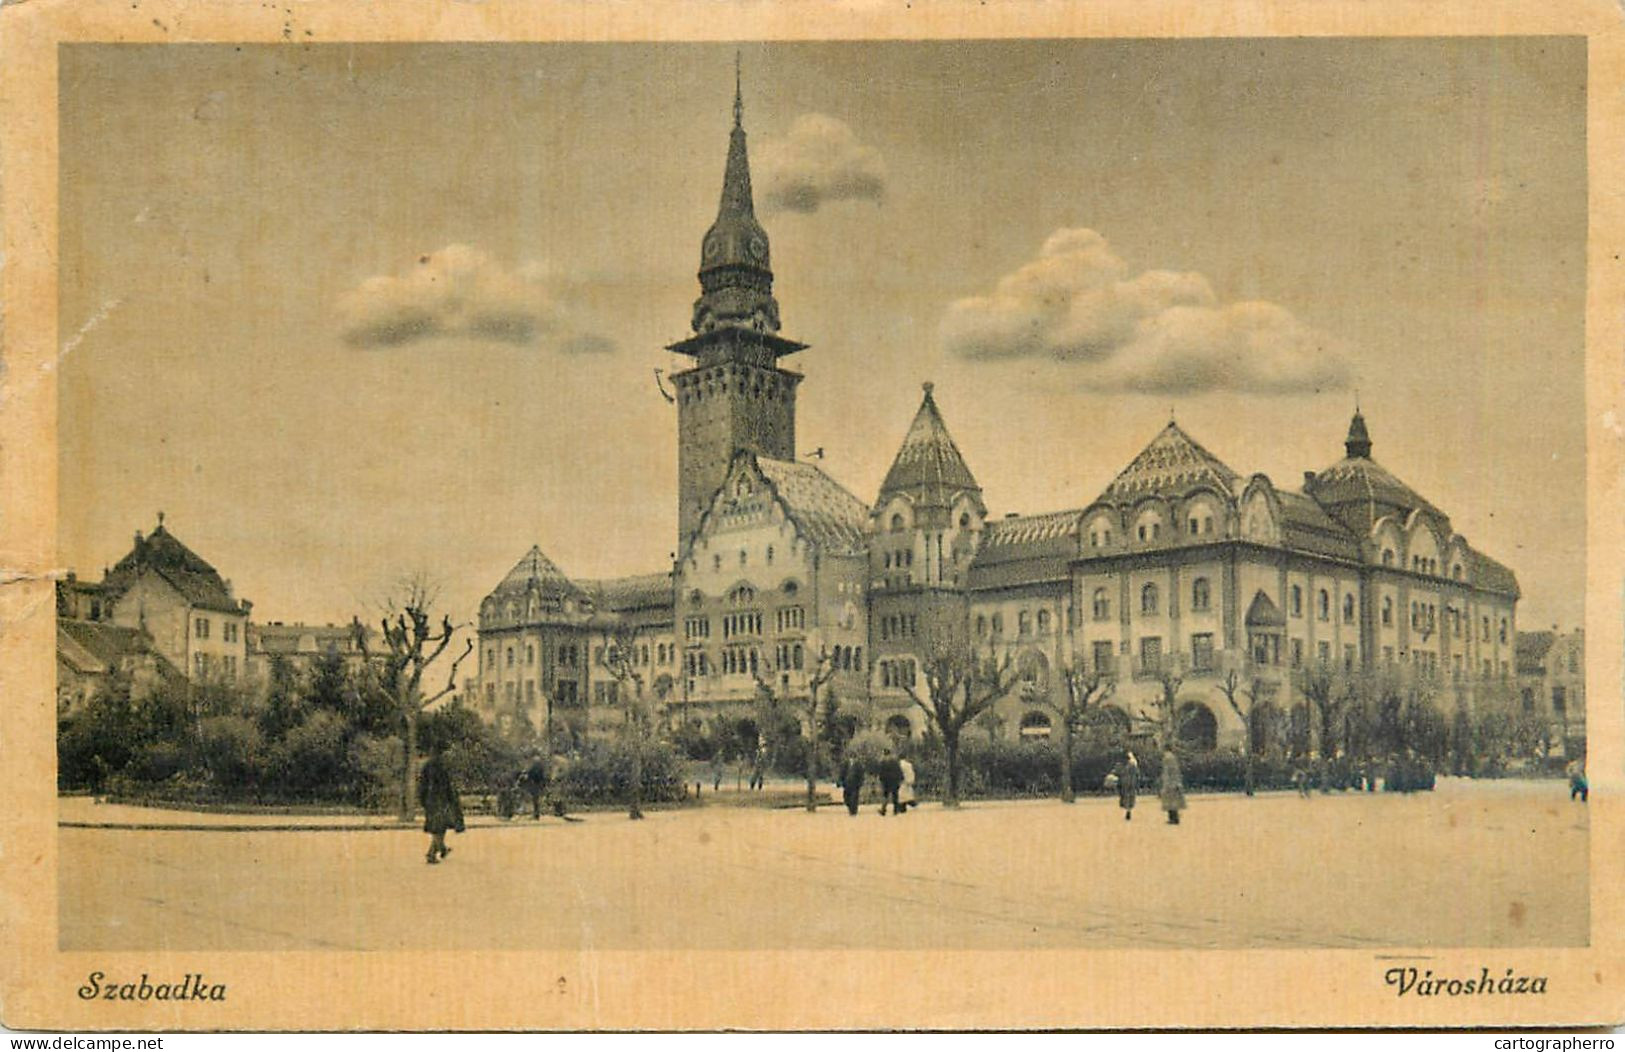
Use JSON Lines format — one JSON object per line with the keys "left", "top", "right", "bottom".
{"left": 4, "top": 2, "right": 1623, "bottom": 1031}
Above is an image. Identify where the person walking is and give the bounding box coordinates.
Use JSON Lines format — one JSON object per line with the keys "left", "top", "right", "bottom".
{"left": 898, "top": 756, "right": 917, "bottom": 815}
{"left": 711, "top": 750, "right": 727, "bottom": 793}
{"left": 1116, "top": 750, "right": 1140, "bottom": 821}
{"left": 840, "top": 753, "right": 866, "bottom": 816}
{"left": 418, "top": 741, "right": 464, "bottom": 864}
{"left": 520, "top": 751, "right": 550, "bottom": 820}
{"left": 1159, "top": 747, "right": 1187, "bottom": 825}
{"left": 877, "top": 748, "right": 904, "bottom": 816}
{"left": 748, "top": 745, "right": 766, "bottom": 792}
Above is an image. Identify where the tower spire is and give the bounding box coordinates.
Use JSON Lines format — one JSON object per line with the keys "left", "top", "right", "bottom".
{"left": 734, "top": 50, "right": 743, "bottom": 128}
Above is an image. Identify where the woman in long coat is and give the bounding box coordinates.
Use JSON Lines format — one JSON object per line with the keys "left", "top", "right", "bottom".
{"left": 419, "top": 742, "right": 464, "bottom": 864}
{"left": 1160, "top": 748, "right": 1187, "bottom": 825}
{"left": 840, "top": 754, "right": 866, "bottom": 816}
{"left": 1117, "top": 751, "right": 1140, "bottom": 821}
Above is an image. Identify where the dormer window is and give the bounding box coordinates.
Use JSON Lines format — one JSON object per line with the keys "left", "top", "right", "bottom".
{"left": 890, "top": 513, "right": 905, "bottom": 533}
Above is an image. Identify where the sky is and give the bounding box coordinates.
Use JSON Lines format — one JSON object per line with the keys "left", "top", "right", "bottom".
{"left": 57, "top": 38, "right": 1587, "bottom": 632}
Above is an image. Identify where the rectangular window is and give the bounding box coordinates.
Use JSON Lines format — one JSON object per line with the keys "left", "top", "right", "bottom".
{"left": 1139, "top": 636, "right": 1162, "bottom": 675}
{"left": 1552, "top": 686, "right": 1567, "bottom": 714}
{"left": 1344, "top": 644, "right": 1357, "bottom": 672}
{"left": 194, "top": 617, "right": 210, "bottom": 639}
{"left": 194, "top": 653, "right": 206, "bottom": 677}
{"left": 1317, "top": 641, "right": 1330, "bottom": 666}
{"left": 1092, "top": 640, "right": 1115, "bottom": 674}
{"left": 1291, "top": 638, "right": 1304, "bottom": 668}
{"left": 1190, "top": 633, "right": 1214, "bottom": 671}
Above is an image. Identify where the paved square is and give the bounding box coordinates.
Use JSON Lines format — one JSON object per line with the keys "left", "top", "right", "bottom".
{"left": 59, "top": 779, "right": 1587, "bottom": 951}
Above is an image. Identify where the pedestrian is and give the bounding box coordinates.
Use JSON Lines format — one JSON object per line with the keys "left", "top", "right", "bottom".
{"left": 521, "top": 750, "right": 550, "bottom": 820}
{"left": 898, "top": 755, "right": 917, "bottom": 815}
{"left": 877, "top": 748, "right": 904, "bottom": 816}
{"left": 1568, "top": 759, "right": 1589, "bottom": 803}
{"left": 749, "top": 746, "right": 766, "bottom": 791}
{"left": 1116, "top": 750, "right": 1140, "bottom": 821}
{"left": 840, "top": 753, "right": 866, "bottom": 816}
{"left": 1159, "top": 747, "right": 1187, "bottom": 825}
{"left": 711, "top": 750, "right": 727, "bottom": 793}
{"left": 1291, "top": 764, "right": 1311, "bottom": 798}
{"left": 418, "top": 740, "right": 464, "bottom": 865}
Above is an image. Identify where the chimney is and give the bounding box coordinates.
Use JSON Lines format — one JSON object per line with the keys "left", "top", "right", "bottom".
{"left": 134, "top": 530, "right": 144, "bottom": 545}
{"left": 1303, "top": 471, "right": 1316, "bottom": 487}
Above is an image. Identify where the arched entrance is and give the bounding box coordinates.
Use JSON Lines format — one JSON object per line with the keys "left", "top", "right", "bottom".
{"left": 885, "top": 714, "right": 912, "bottom": 740}
{"left": 1176, "top": 702, "right": 1218, "bottom": 752}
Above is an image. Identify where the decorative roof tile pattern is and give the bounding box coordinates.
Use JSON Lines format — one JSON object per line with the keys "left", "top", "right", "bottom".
{"left": 103, "top": 525, "right": 244, "bottom": 614}
{"left": 758, "top": 457, "right": 870, "bottom": 554}
{"left": 580, "top": 573, "right": 675, "bottom": 614}
{"left": 877, "top": 384, "right": 981, "bottom": 509}
{"left": 1467, "top": 547, "right": 1520, "bottom": 599}
{"left": 1304, "top": 456, "right": 1446, "bottom": 535}
{"left": 1097, "top": 422, "right": 1240, "bottom": 505}
{"left": 489, "top": 545, "right": 583, "bottom": 601}
{"left": 1244, "top": 590, "right": 1287, "bottom": 627}
{"left": 967, "top": 511, "right": 1082, "bottom": 590}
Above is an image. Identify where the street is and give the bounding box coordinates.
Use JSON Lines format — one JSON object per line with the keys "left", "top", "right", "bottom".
{"left": 59, "top": 778, "right": 1588, "bottom": 951}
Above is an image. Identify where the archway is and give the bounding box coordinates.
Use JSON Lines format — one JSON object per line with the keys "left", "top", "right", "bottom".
{"left": 885, "top": 714, "right": 912, "bottom": 740}
{"left": 1176, "top": 702, "right": 1218, "bottom": 752}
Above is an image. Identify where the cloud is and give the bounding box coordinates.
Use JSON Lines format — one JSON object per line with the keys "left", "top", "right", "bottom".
{"left": 337, "top": 245, "right": 613, "bottom": 353}
{"left": 757, "top": 114, "right": 887, "bottom": 214}
{"left": 941, "top": 228, "right": 1351, "bottom": 395}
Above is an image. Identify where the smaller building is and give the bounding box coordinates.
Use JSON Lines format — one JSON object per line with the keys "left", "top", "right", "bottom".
{"left": 56, "top": 618, "right": 180, "bottom": 716}
{"left": 1516, "top": 627, "right": 1585, "bottom": 756}
{"left": 246, "top": 621, "right": 377, "bottom": 689}
{"left": 57, "top": 516, "right": 253, "bottom": 688}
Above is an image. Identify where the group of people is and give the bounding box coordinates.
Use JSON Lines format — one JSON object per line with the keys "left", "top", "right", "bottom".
{"left": 1107, "top": 748, "right": 1187, "bottom": 825}
{"left": 838, "top": 748, "right": 916, "bottom": 816}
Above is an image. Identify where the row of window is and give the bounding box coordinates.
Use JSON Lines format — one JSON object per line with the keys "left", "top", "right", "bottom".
{"left": 878, "top": 658, "right": 918, "bottom": 689}
{"left": 710, "top": 546, "right": 780, "bottom": 572}
{"left": 683, "top": 644, "right": 866, "bottom": 677}
{"left": 492, "top": 642, "right": 584, "bottom": 670}
{"left": 883, "top": 549, "right": 914, "bottom": 569}
{"left": 193, "top": 617, "right": 240, "bottom": 643}
{"left": 1087, "top": 514, "right": 1218, "bottom": 550}
{"left": 721, "top": 612, "right": 764, "bottom": 639}
{"left": 878, "top": 614, "right": 918, "bottom": 642}
{"left": 192, "top": 652, "right": 239, "bottom": 680}
{"left": 975, "top": 608, "right": 1056, "bottom": 638}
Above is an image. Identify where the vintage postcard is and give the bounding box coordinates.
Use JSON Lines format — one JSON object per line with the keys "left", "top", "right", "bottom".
{"left": 2, "top": 0, "right": 1623, "bottom": 1031}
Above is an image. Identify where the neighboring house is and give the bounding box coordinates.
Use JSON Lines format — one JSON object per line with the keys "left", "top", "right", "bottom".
{"left": 56, "top": 618, "right": 180, "bottom": 717}
{"left": 246, "top": 621, "right": 377, "bottom": 687}
{"left": 56, "top": 516, "right": 253, "bottom": 687}
{"left": 1516, "top": 628, "right": 1585, "bottom": 756}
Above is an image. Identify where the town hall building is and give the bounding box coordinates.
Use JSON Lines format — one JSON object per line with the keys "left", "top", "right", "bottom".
{"left": 471, "top": 79, "right": 1521, "bottom": 752}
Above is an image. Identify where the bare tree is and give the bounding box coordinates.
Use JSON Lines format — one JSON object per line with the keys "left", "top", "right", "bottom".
{"left": 1028, "top": 661, "right": 1114, "bottom": 804}
{"left": 352, "top": 575, "right": 473, "bottom": 821}
{"left": 753, "top": 644, "right": 837, "bottom": 812}
{"left": 1132, "top": 670, "right": 1184, "bottom": 748}
{"left": 903, "top": 643, "right": 1019, "bottom": 808}
{"left": 594, "top": 620, "right": 649, "bottom": 820}
{"left": 1216, "top": 669, "right": 1262, "bottom": 796}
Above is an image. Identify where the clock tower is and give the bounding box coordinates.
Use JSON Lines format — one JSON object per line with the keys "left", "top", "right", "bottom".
{"left": 669, "top": 69, "right": 806, "bottom": 552}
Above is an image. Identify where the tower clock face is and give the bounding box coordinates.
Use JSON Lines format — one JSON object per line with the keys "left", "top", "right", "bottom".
{"left": 703, "top": 232, "right": 723, "bottom": 264}
{"left": 748, "top": 236, "right": 767, "bottom": 263}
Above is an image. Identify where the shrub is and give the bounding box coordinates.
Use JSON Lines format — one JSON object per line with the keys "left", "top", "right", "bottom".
{"left": 267, "top": 710, "right": 351, "bottom": 799}
{"left": 353, "top": 732, "right": 405, "bottom": 812}
{"left": 556, "top": 739, "right": 687, "bottom": 806}
{"left": 194, "top": 715, "right": 264, "bottom": 791}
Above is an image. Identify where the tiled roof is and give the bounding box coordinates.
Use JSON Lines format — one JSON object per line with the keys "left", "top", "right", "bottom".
{"left": 1468, "top": 547, "right": 1520, "bottom": 598}
{"left": 251, "top": 623, "right": 363, "bottom": 655}
{"left": 488, "top": 545, "right": 583, "bottom": 602}
{"left": 967, "top": 511, "right": 1082, "bottom": 590}
{"left": 876, "top": 384, "right": 980, "bottom": 509}
{"left": 1304, "top": 456, "right": 1446, "bottom": 535}
{"left": 58, "top": 618, "right": 174, "bottom": 677}
{"left": 1276, "top": 491, "right": 1362, "bottom": 561}
{"left": 1097, "top": 422, "right": 1240, "bottom": 506}
{"left": 104, "top": 525, "right": 244, "bottom": 614}
{"left": 580, "top": 573, "right": 674, "bottom": 614}
{"left": 758, "top": 457, "right": 870, "bottom": 554}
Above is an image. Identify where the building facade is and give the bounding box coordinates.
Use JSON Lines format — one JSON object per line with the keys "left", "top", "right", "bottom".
{"left": 1516, "top": 628, "right": 1585, "bottom": 756}
{"left": 471, "top": 80, "right": 1525, "bottom": 754}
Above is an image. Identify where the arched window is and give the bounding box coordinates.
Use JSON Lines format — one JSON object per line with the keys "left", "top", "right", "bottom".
{"left": 1092, "top": 588, "right": 1110, "bottom": 620}
{"left": 1037, "top": 609, "right": 1051, "bottom": 635}
{"left": 1141, "top": 583, "right": 1159, "bottom": 616}
{"left": 1191, "top": 577, "right": 1211, "bottom": 612}
{"left": 1343, "top": 593, "right": 1355, "bottom": 622}
{"left": 713, "top": 554, "right": 721, "bottom": 571}
{"left": 1018, "top": 610, "right": 1032, "bottom": 636}
{"left": 976, "top": 614, "right": 988, "bottom": 637}
{"left": 1318, "top": 589, "right": 1330, "bottom": 621}
{"left": 766, "top": 545, "right": 774, "bottom": 565}
{"left": 505, "top": 647, "right": 514, "bottom": 667}
{"left": 959, "top": 512, "right": 971, "bottom": 528}
{"left": 890, "top": 513, "right": 905, "bottom": 533}
{"left": 1291, "top": 585, "right": 1303, "bottom": 617}
{"left": 991, "top": 613, "right": 1004, "bottom": 636}
{"left": 1382, "top": 549, "right": 1394, "bottom": 566}
{"left": 1499, "top": 618, "right": 1508, "bottom": 644}
{"left": 1382, "top": 596, "right": 1393, "bottom": 626}
{"left": 525, "top": 644, "right": 534, "bottom": 665}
